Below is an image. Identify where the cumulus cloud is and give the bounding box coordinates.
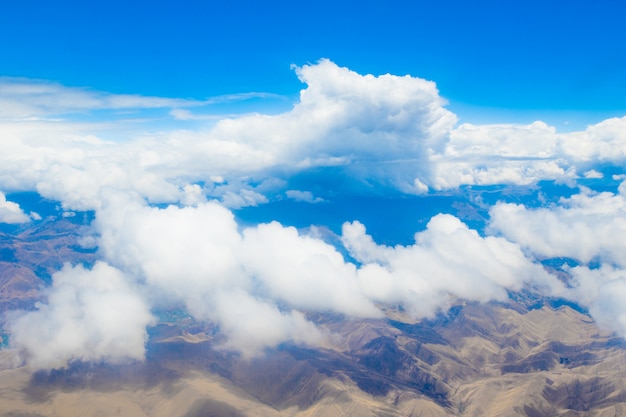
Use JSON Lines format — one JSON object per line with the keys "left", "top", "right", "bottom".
{"left": 432, "top": 121, "right": 568, "bottom": 188}
{"left": 527, "top": 263, "right": 626, "bottom": 338}
{"left": 9, "top": 187, "right": 618, "bottom": 365}
{"left": 241, "top": 222, "right": 380, "bottom": 317}
{"left": 0, "top": 192, "right": 31, "bottom": 224}
{"left": 97, "top": 200, "right": 246, "bottom": 300}
{"left": 90, "top": 199, "right": 379, "bottom": 355}
{"left": 3, "top": 59, "right": 626, "bottom": 207}
{"left": 558, "top": 116, "right": 626, "bottom": 163}
{"left": 10, "top": 262, "right": 154, "bottom": 370}
{"left": 0, "top": 119, "right": 271, "bottom": 210}
{"left": 83, "top": 196, "right": 568, "bottom": 356}
{"left": 212, "top": 290, "right": 324, "bottom": 358}
{"left": 5, "top": 59, "right": 626, "bottom": 367}
{"left": 447, "top": 121, "right": 558, "bottom": 159}
{"left": 588, "top": 277, "right": 626, "bottom": 336}
{"left": 343, "top": 215, "right": 564, "bottom": 318}
{"left": 209, "top": 59, "right": 458, "bottom": 193}
{"left": 489, "top": 184, "right": 626, "bottom": 266}
{"left": 583, "top": 169, "right": 603, "bottom": 179}
{"left": 431, "top": 116, "right": 626, "bottom": 188}
{"left": 0, "top": 60, "right": 458, "bottom": 208}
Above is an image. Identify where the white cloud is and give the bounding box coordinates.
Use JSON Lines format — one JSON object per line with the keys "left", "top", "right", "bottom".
{"left": 588, "top": 277, "right": 626, "bottom": 337}
{"left": 96, "top": 200, "right": 246, "bottom": 303}
{"left": 432, "top": 116, "right": 626, "bottom": 188}
{"left": 170, "top": 108, "right": 211, "bottom": 121}
{"left": 583, "top": 169, "right": 604, "bottom": 179}
{"left": 432, "top": 121, "right": 568, "bottom": 188}
{"left": 558, "top": 116, "right": 626, "bottom": 162}
{"left": 209, "top": 59, "right": 458, "bottom": 193}
{"left": 446, "top": 121, "right": 557, "bottom": 159}
{"left": 0, "top": 77, "right": 205, "bottom": 119}
{"left": 92, "top": 195, "right": 565, "bottom": 354}
{"left": 343, "top": 214, "right": 563, "bottom": 318}
{"left": 3, "top": 60, "right": 626, "bottom": 206}
{"left": 432, "top": 158, "right": 569, "bottom": 189}
{"left": 212, "top": 290, "right": 324, "bottom": 358}
{"left": 552, "top": 264, "right": 626, "bottom": 337}
{"left": 0, "top": 119, "right": 272, "bottom": 211}
{"left": 92, "top": 199, "right": 379, "bottom": 356}
{"left": 4, "top": 59, "right": 626, "bottom": 367}
{"left": 285, "top": 189, "right": 324, "bottom": 203}
{"left": 180, "top": 183, "right": 207, "bottom": 206}
{"left": 0, "top": 192, "right": 31, "bottom": 224}
{"left": 241, "top": 222, "right": 380, "bottom": 317}
{"left": 489, "top": 184, "right": 626, "bottom": 266}
{"left": 10, "top": 262, "right": 154, "bottom": 370}
{"left": 488, "top": 184, "right": 626, "bottom": 340}
{"left": 0, "top": 60, "right": 459, "bottom": 206}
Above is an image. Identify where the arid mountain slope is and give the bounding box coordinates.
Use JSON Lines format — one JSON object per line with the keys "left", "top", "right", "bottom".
{"left": 1, "top": 300, "right": 625, "bottom": 417}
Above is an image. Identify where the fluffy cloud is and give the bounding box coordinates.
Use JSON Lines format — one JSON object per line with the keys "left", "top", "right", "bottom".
{"left": 209, "top": 58, "right": 458, "bottom": 193}
{"left": 528, "top": 264, "right": 626, "bottom": 338}
{"left": 90, "top": 199, "right": 380, "bottom": 355}
{"left": 96, "top": 200, "right": 246, "bottom": 301}
{"left": 87, "top": 197, "right": 567, "bottom": 356}
{"left": 241, "top": 222, "right": 380, "bottom": 317}
{"left": 558, "top": 116, "right": 626, "bottom": 163}
{"left": 587, "top": 277, "right": 626, "bottom": 336}
{"left": 0, "top": 192, "right": 31, "bottom": 224}
{"left": 9, "top": 188, "right": 621, "bottom": 365}
{"left": 10, "top": 262, "right": 154, "bottom": 369}
{"left": 3, "top": 60, "right": 626, "bottom": 206}
{"left": 432, "top": 121, "right": 567, "bottom": 188}
{"left": 0, "top": 119, "right": 271, "bottom": 210}
{"left": 343, "top": 214, "right": 564, "bottom": 318}
{"left": 212, "top": 290, "right": 324, "bottom": 358}
{"left": 5, "top": 59, "right": 626, "bottom": 368}
{"left": 446, "top": 121, "right": 558, "bottom": 159}
{"left": 433, "top": 116, "right": 626, "bottom": 189}
{"left": 0, "top": 60, "right": 458, "bottom": 209}
{"left": 489, "top": 183, "right": 626, "bottom": 266}
{"left": 488, "top": 183, "right": 626, "bottom": 339}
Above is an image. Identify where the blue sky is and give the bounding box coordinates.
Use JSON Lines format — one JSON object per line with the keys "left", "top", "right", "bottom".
{"left": 2, "top": 0, "right": 626, "bottom": 127}
{"left": 4, "top": 0, "right": 626, "bottom": 367}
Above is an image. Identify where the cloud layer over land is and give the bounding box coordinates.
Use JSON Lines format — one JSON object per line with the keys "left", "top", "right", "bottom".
{"left": 3, "top": 60, "right": 626, "bottom": 368}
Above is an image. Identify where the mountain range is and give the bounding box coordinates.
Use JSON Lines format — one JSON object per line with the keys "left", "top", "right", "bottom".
{"left": 1, "top": 217, "right": 625, "bottom": 417}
